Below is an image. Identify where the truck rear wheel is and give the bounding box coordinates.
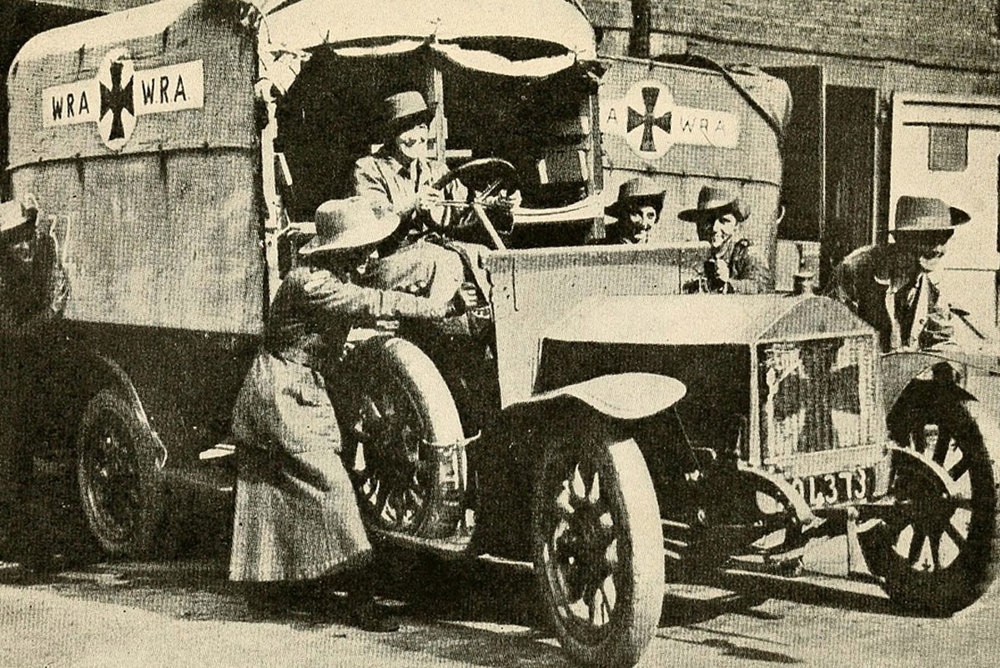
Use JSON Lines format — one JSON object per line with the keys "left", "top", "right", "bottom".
{"left": 533, "top": 431, "right": 664, "bottom": 667}
{"left": 865, "top": 397, "right": 1000, "bottom": 615}
{"left": 76, "top": 389, "right": 165, "bottom": 557}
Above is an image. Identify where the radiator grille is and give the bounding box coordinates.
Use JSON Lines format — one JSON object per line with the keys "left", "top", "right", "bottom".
{"left": 759, "top": 336, "right": 878, "bottom": 462}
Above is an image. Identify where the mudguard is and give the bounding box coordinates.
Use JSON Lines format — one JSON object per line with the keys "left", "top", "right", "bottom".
{"left": 508, "top": 372, "right": 686, "bottom": 421}
{"left": 881, "top": 349, "right": 978, "bottom": 410}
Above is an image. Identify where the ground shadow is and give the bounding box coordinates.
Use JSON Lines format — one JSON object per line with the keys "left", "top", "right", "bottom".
{"left": 0, "top": 546, "right": 933, "bottom": 668}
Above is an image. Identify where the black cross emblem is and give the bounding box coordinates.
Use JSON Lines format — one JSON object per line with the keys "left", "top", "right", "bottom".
{"left": 771, "top": 352, "right": 860, "bottom": 453}
{"left": 100, "top": 61, "right": 134, "bottom": 141}
{"left": 627, "top": 86, "right": 672, "bottom": 152}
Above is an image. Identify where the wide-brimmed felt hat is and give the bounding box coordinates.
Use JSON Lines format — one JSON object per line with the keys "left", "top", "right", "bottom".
{"left": 893, "top": 195, "right": 970, "bottom": 234}
{"left": 381, "top": 91, "right": 434, "bottom": 139}
{"left": 299, "top": 197, "right": 397, "bottom": 256}
{"left": 0, "top": 196, "right": 37, "bottom": 242}
{"left": 604, "top": 177, "right": 666, "bottom": 218}
{"left": 678, "top": 185, "right": 750, "bottom": 223}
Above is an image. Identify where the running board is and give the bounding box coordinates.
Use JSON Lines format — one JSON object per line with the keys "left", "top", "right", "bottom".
{"left": 370, "top": 528, "right": 473, "bottom": 559}
{"left": 199, "top": 443, "right": 237, "bottom": 460}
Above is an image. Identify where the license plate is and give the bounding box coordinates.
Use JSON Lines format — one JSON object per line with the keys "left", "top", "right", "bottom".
{"left": 791, "top": 468, "right": 875, "bottom": 508}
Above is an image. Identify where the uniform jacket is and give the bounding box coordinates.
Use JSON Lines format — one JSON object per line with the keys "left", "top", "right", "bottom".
{"left": 264, "top": 263, "right": 449, "bottom": 368}
{"left": 352, "top": 148, "right": 467, "bottom": 256}
{"left": 826, "top": 244, "right": 955, "bottom": 351}
{"left": 687, "top": 237, "right": 770, "bottom": 294}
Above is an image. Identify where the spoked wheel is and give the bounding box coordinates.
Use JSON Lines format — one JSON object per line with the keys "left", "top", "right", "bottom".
{"left": 339, "top": 337, "right": 464, "bottom": 538}
{"left": 76, "top": 389, "right": 164, "bottom": 557}
{"left": 865, "top": 395, "right": 1000, "bottom": 615}
{"left": 533, "top": 431, "right": 664, "bottom": 667}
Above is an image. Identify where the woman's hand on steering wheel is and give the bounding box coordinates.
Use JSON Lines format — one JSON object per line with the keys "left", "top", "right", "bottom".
{"left": 480, "top": 188, "right": 522, "bottom": 211}
{"left": 428, "top": 158, "right": 519, "bottom": 249}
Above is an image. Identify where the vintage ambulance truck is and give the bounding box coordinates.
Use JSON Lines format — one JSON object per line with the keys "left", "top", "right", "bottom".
{"left": 6, "top": 1, "right": 999, "bottom": 666}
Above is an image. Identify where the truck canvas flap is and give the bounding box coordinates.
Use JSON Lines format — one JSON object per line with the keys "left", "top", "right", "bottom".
{"left": 7, "top": 0, "right": 264, "bottom": 335}
{"left": 261, "top": 0, "right": 596, "bottom": 69}
{"left": 255, "top": 0, "right": 598, "bottom": 93}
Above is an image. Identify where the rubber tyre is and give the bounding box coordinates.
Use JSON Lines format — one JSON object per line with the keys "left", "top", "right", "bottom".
{"left": 337, "top": 337, "right": 464, "bottom": 536}
{"left": 76, "top": 388, "right": 164, "bottom": 557}
{"left": 870, "top": 398, "right": 1000, "bottom": 615}
{"left": 533, "top": 432, "right": 664, "bottom": 667}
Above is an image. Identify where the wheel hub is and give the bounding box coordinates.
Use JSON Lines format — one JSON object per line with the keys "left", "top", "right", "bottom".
{"left": 551, "top": 469, "right": 618, "bottom": 604}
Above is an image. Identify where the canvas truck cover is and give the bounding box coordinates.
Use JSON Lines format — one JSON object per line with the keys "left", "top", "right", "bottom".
{"left": 255, "top": 0, "right": 598, "bottom": 96}
{"left": 597, "top": 56, "right": 791, "bottom": 268}
{"left": 6, "top": 0, "right": 263, "bottom": 334}
{"left": 259, "top": 0, "right": 595, "bottom": 69}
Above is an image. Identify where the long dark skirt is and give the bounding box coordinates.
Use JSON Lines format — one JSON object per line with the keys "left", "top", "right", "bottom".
{"left": 228, "top": 353, "right": 371, "bottom": 582}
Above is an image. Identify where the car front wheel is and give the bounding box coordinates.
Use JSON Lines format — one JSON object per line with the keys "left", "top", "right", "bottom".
{"left": 533, "top": 429, "right": 664, "bottom": 667}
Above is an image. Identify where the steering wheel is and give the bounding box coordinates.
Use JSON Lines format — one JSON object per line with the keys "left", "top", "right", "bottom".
{"left": 425, "top": 158, "right": 519, "bottom": 250}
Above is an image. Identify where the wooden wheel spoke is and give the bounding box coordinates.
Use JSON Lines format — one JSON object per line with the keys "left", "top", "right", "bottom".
{"left": 948, "top": 456, "right": 970, "bottom": 481}
{"left": 944, "top": 520, "right": 967, "bottom": 552}
{"left": 601, "top": 576, "right": 618, "bottom": 622}
{"left": 950, "top": 497, "right": 975, "bottom": 511}
{"left": 587, "top": 586, "right": 601, "bottom": 625}
{"left": 555, "top": 483, "right": 575, "bottom": 517}
{"left": 598, "top": 510, "right": 615, "bottom": 539}
{"left": 604, "top": 538, "right": 619, "bottom": 570}
{"left": 571, "top": 464, "right": 587, "bottom": 500}
{"left": 374, "top": 482, "right": 391, "bottom": 517}
{"left": 906, "top": 525, "right": 926, "bottom": 565}
{"left": 927, "top": 530, "right": 943, "bottom": 571}
{"left": 587, "top": 470, "right": 601, "bottom": 505}
{"left": 911, "top": 426, "right": 929, "bottom": 454}
{"left": 932, "top": 425, "right": 952, "bottom": 465}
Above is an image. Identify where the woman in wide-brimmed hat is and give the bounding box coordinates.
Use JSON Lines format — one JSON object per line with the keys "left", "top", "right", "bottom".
{"left": 827, "top": 195, "right": 974, "bottom": 351}
{"left": 680, "top": 185, "right": 769, "bottom": 294}
{"left": 604, "top": 177, "right": 666, "bottom": 244}
{"left": 228, "top": 197, "right": 463, "bottom": 631}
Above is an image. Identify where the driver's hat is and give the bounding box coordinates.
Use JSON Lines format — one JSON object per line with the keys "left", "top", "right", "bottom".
{"left": 381, "top": 91, "right": 434, "bottom": 139}
{"left": 299, "top": 197, "right": 397, "bottom": 256}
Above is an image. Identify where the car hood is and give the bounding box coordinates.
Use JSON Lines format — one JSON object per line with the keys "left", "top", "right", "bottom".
{"left": 543, "top": 294, "right": 873, "bottom": 347}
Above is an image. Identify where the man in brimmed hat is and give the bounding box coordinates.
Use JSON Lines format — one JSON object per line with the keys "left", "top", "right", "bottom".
{"left": 352, "top": 90, "right": 518, "bottom": 302}
{"left": 604, "top": 177, "right": 665, "bottom": 244}
{"left": 680, "top": 185, "right": 769, "bottom": 294}
{"left": 0, "top": 195, "right": 69, "bottom": 571}
{"left": 228, "top": 197, "right": 463, "bottom": 631}
{"left": 827, "top": 195, "right": 973, "bottom": 351}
